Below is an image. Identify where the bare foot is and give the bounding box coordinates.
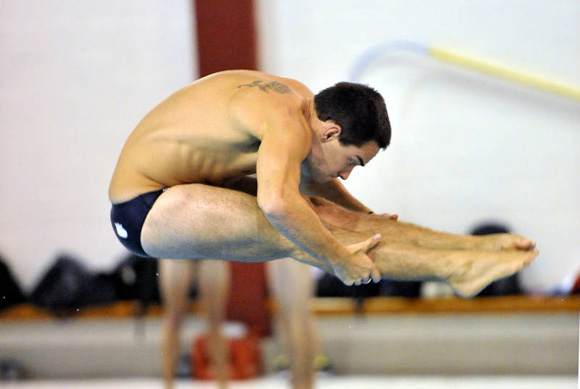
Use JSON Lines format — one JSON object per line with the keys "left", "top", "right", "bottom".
{"left": 446, "top": 249, "right": 539, "bottom": 298}
{"left": 478, "top": 233, "right": 536, "bottom": 251}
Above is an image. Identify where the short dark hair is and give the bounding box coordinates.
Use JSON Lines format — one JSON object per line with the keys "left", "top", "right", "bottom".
{"left": 314, "top": 82, "right": 391, "bottom": 149}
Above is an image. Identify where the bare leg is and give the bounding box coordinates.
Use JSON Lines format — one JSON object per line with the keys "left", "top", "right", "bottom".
{"left": 159, "top": 259, "right": 195, "bottom": 389}
{"left": 326, "top": 224, "right": 537, "bottom": 297}
{"left": 373, "top": 243, "right": 537, "bottom": 298}
{"left": 199, "top": 260, "right": 230, "bottom": 389}
{"left": 144, "top": 183, "right": 537, "bottom": 298}
{"left": 306, "top": 197, "right": 538, "bottom": 297}
{"left": 268, "top": 259, "right": 317, "bottom": 389}
{"left": 141, "top": 184, "right": 312, "bottom": 264}
{"left": 307, "top": 196, "right": 536, "bottom": 251}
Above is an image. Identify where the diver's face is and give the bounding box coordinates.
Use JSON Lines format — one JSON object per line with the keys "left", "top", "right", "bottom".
{"left": 307, "top": 139, "right": 379, "bottom": 183}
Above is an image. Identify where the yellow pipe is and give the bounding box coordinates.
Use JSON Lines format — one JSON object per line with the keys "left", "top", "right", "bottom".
{"left": 429, "top": 46, "right": 580, "bottom": 102}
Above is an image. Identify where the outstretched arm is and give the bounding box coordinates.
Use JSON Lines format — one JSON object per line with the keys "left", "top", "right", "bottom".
{"left": 300, "top": 178, "right": 372, "bottom": 213}
{"left": 255, "top": 103, "right": 380, "bottom": 285}
{"left": 301, "top": 178, "right": 399, "bottom": 220}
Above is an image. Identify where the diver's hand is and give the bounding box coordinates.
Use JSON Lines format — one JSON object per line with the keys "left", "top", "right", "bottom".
{"left": 332, "top": 234, "right": 381, "bottom": 286}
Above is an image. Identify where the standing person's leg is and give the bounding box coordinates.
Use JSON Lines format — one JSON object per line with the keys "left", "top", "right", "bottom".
{"left": 159, "top": 259, "right": 196, "bottom": 389}
{"left": 198, "top": 260, "right": 231, "bottom": 389}
{"left": 268, "top": 259, "right": 317, "bottom": 389}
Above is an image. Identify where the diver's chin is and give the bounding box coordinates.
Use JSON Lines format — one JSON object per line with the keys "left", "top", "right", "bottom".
{"left": 305, "top": 167, "right": 333, "bottom": 183}
{"left": 310, "top": 175, "right": 331, "bottom": 184}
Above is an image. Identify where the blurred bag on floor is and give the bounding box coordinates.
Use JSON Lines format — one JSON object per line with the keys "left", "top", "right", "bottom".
{"left": 30, "top": 253, "right": 117, "bottom": 315}
{"left": 0, "top": 255, "right": 27, "bottom": 311}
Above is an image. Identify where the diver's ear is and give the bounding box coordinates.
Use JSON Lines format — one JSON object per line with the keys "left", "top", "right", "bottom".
{"left": 321, "top": 123, "right": 342, "bottom": 142}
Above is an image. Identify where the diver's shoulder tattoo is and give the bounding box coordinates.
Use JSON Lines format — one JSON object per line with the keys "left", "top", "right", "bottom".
{"left": 237, "top": 80, "right": 291, "bottom": 94}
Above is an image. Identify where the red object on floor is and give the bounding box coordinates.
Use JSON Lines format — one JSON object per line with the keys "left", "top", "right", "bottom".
{"left": 572, "top": 273, "right": 580, "bottom": 294}
{"left": 191, "top": 332, "right": 262, "bottom": 380}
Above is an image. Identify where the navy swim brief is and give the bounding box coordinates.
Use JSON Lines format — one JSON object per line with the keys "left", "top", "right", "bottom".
{"left": 110, "top": 189, "right": 166, "bottom": 258}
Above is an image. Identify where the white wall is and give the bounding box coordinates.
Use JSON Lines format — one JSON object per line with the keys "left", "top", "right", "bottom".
{"left": 257, "top": 0, "right": 580, "bottom": 292}
{"left": 1, "top": 0, "right": 578, "bottom": 294}
{"left": 0, "top": 0, "right": 195, "bottom": 288}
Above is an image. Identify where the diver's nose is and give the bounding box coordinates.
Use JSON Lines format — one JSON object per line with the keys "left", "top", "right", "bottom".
{"left": 338, "top": 167, "right": 353, "bottom": 180}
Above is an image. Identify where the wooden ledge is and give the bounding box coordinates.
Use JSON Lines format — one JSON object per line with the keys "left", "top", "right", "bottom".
{"left": 1, "top": 296, "right": 578, "bottom": 321}
{"left": 303, "top": 295, "right": 580, "bottom": 315}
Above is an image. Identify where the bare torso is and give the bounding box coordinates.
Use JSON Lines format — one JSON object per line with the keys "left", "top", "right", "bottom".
{"left": 109, "top": 70, "right": 313, "bottom": 203}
